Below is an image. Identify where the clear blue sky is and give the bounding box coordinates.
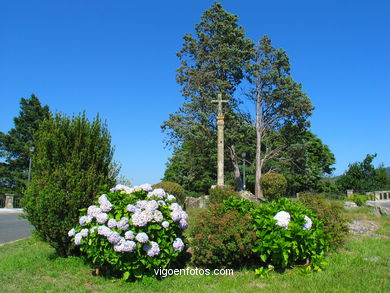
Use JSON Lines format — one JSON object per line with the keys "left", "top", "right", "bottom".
{"left": 1, "top": 0, "right": 389, "bottom": 185}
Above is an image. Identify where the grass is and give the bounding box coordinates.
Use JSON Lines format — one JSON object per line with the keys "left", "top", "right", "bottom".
{"left": 0, "top": 206, "right": 389, "bottom": 292}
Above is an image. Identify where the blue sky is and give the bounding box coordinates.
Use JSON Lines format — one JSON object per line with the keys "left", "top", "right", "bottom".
{"left": 1, "top": 0, "right": 389, "bottom": 185}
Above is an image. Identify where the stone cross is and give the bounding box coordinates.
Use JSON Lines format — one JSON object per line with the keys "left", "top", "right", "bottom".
{"left": 212, "top": 93, "right": 228, "bottom": 186}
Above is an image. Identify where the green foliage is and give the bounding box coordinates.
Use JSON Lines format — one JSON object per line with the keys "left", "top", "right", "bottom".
{"left": 162, "top": 2, "right": 254, "bottom": 194}
{"left": 261, "top": 173, "right": 287, "bottom": 200}
{"left": 348, "top": 194, "right": 370, "bottom": 206}
{"left": 299, "top": 193, "right": 349, "bottom": 248}
{"left": 251, "top": 198, "right": 329, "bottom": 269}
{"left": 22, "top": 112, "right": 114, "bottom": 256}
{"left": 221, "top": 196, "right": 257, "bottom": 215}
{"left": 208, "top": 185, "right": 238, "bottom": 204}
{"left": 0, "top": 95, "right": 50, "bottom": 194}
{"left": 190, "top": 203, "right": 257, "bottom": 269}
{"left": 336, "top": 154, "right": 390, "bottom": 193}
{"left": 275, "top": 129, "right": 336, "bottom": 196}
{"left": 69, "top": 187, "right": 188, "bottom": 281}
{"left": 248, "top": 35, "right": 314, "bottom": 198}
{"left": 152, "top": 182, "right": 186, "bottom": 206}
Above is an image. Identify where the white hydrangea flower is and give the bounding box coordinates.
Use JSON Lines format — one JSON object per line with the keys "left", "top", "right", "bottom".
{"left": 117, "top": 217, "right": 129, "bottom": 230}
{"left": 153, "top": 210, "right": 163, "bottom": 222}
{"left": 162, "top": 221, "right": 169, "bottom": 228}
{"left": 135, "top": 232, "right": 149, "bottom": 243}
{"left": 98, "top": 194, "right": 113, "bottom": 212}
{"left": 148, "top": 188, "right": 165, "bottom": 199}
{"left": 145, "top": 200, "right": 158, "bottom": 212}
{"left": 87, "top": 205, "right": 101, "bottom": 217}
{"left": 80, "top": 228, "right": 89, "bottom": 237}
{"left": 107, "top": 218, "right": 117, "bottom": 228}
{"left": 126, "top": 204, "right": 137, "bottom": 213}
{"left": 166, "top": 194, "right": 176, "bottom": 201}
{"left": 97, "top": 225, "right": 111, "bottom": 236}
{"left": 143, "top": 241, "right": 160, "bottom": 257}
{"left": 96, "top": 212, "right": 109, "bottom": 224}
{"left": 68, "top": 228, "right": 75, "bottom": 237}
{"left": 79, "top": 215, "right": 92, "bottom": 226}
{"left": 110, "top": 184, "right": 133, "bottom": 194}
{"left": 273, "top": 211, "right": 291, "bottom": 229}
{"left": 74, "top": 233, "right": 82, "bottom": 245}
{"left": 302, "top": 215, "right": 313, "bottom": 230}
{"left": 139, "top": 183, "right": 153, "bottom": 192}
{"left": 173, "top": 238, "right": 185, "bottom": 251}
{"left": 125, "top": 230, "right": 135, "bottom": 240}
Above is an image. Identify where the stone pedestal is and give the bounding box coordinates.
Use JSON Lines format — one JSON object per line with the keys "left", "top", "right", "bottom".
{"left": 346, "top": 190, "right": 354, "bottom": 198}
{"left": 5, "top": 195, "right": 14, "bottom": 208}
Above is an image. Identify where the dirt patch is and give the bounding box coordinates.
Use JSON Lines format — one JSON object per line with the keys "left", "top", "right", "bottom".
{"left": 347, "top": 220, "right": 379, "bottom": 234}
{"left": 248, "top": 281, "right": 268, "bottom": 288}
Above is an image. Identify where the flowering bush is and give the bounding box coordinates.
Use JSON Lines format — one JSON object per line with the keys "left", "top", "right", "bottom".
{"left": 68, "top": 184, "right": 188, "bottom": 280}
{"left": 251, "top": 198, "right": 329, "bottom": 269}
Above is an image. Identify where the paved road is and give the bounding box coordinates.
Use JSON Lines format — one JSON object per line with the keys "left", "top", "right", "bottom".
{"left": 382, "top": 203, "right": 390, "bottom": 209}
{"left": 0, "top": 211, "right": 34, "bottom": 245}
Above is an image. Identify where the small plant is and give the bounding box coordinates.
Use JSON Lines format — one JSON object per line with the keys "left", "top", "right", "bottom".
{"left": 190, "top": 203, "right": 257, "bottom": 268}
{"left": 299, "top": 192, "right": 349, "bottom": 248}
{"left": 251, "top": 198, "right": 329, "bottom": 269}
{"left": 349, "top": 194, "right": 370, "bottom": 206}
{"left": 152, "top": 182, "right": 186, "bottom": 206}
{"left": 68, "top": 184, "right": 188, "bottom": 281}
{"left": 261, "top": 173, "right": 287, "bottom": 201}
{"left": 208, "top": 185, "right": 238, "bottom": 204}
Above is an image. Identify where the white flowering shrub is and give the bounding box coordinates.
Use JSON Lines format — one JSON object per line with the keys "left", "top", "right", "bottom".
{"left": 68, "top": 184, "right": 188, "bottom": 280}
{"left": 251, "top": 198, "right": 329, "bottom": 269}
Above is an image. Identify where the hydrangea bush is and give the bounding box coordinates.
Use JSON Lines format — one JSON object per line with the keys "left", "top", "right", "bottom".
{"left": 251, "top": 198, "right": 329, "bottom": 269}
{"left": 68, "top": 184, "right": 188, "bottom": 280}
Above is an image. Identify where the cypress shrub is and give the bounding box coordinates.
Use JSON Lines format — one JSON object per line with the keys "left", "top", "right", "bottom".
{"left": 23, "top": 113, "right": 115, "bottom": 256}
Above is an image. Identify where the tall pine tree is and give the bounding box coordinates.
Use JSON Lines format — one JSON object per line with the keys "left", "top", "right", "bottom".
{"left": 162, "top": 2, "right": 254, "bottom": 192}
{"left": 0, "top": 94, "right": 50, "bottom": 194}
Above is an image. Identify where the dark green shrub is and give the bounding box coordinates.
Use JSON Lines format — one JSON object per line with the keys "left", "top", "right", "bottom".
{"left": 23, "top": 113, "right": 114, "bottom": 256}
{"left": 152, "top": 182, "right": 186, "bottom": 205}
{"left": 299, "top": 192, "right": 349, "bottom": 248}
{"left": 349, "top": 194, "right": 370, "bottom": 206}
{"left": 251, "top": 198, "right": 329, "bottom": 269}
{"left": 208, "top": 185, "right": 238, "bottom": 204}
{"left": 261, "top": 173, "right": 287, "bottom": 200}
{"left": 190, "top": 203, "right": 257, "bottom": 268}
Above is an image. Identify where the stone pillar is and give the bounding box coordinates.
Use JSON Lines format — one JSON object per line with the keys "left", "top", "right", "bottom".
{"left": 217, "top": 115, "right": 224, "bottom": 186}
{"left": 5, "top": 194, "right": 14, "bottom": 208}
{"left": 346, "top": 190, "right": 353, "bottom": 198}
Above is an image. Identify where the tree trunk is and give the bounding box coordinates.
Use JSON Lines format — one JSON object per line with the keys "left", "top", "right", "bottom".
{"left": 255, "top": 91, "right": 264, "bottom": 199}
{"left": 228, "top": 145, "right": 242, "bottom": 191}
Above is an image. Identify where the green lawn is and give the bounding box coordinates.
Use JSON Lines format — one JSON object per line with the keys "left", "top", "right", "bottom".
{"left": 0, "top": 207, "right": 389, "bottom": 293}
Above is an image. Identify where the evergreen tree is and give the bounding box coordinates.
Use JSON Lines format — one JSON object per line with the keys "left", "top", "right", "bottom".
{"left": 336, "top": 154, "right": 390, "bottom": 192}
{"left": 248, "top": 36, "right": 313, "bottom": 198}
{"left": 23, "top": 112, "right": 115, "bottom": 256}
{"left": 162, "top": 2, "right": 254, "bottom": 192}
{"left": 0, "top": 94, "right": 50, "bottom": 194}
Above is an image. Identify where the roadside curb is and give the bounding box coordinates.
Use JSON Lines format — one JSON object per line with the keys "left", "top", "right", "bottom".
{"left": 0, "top": 208, "right": 24, "bottom": 214}
{"left": 0, "top": 237, "right": 30, "bottom": 247}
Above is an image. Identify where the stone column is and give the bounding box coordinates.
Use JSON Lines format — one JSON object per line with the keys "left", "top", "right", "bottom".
{"left": 346, "top": 189, "right": 353, "bottom": 198}
{"left": 217, "top": 115, "right": 224, "bottom": 186}
{"left": 5, "top": 194, "right": 14, "bottom": 208}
